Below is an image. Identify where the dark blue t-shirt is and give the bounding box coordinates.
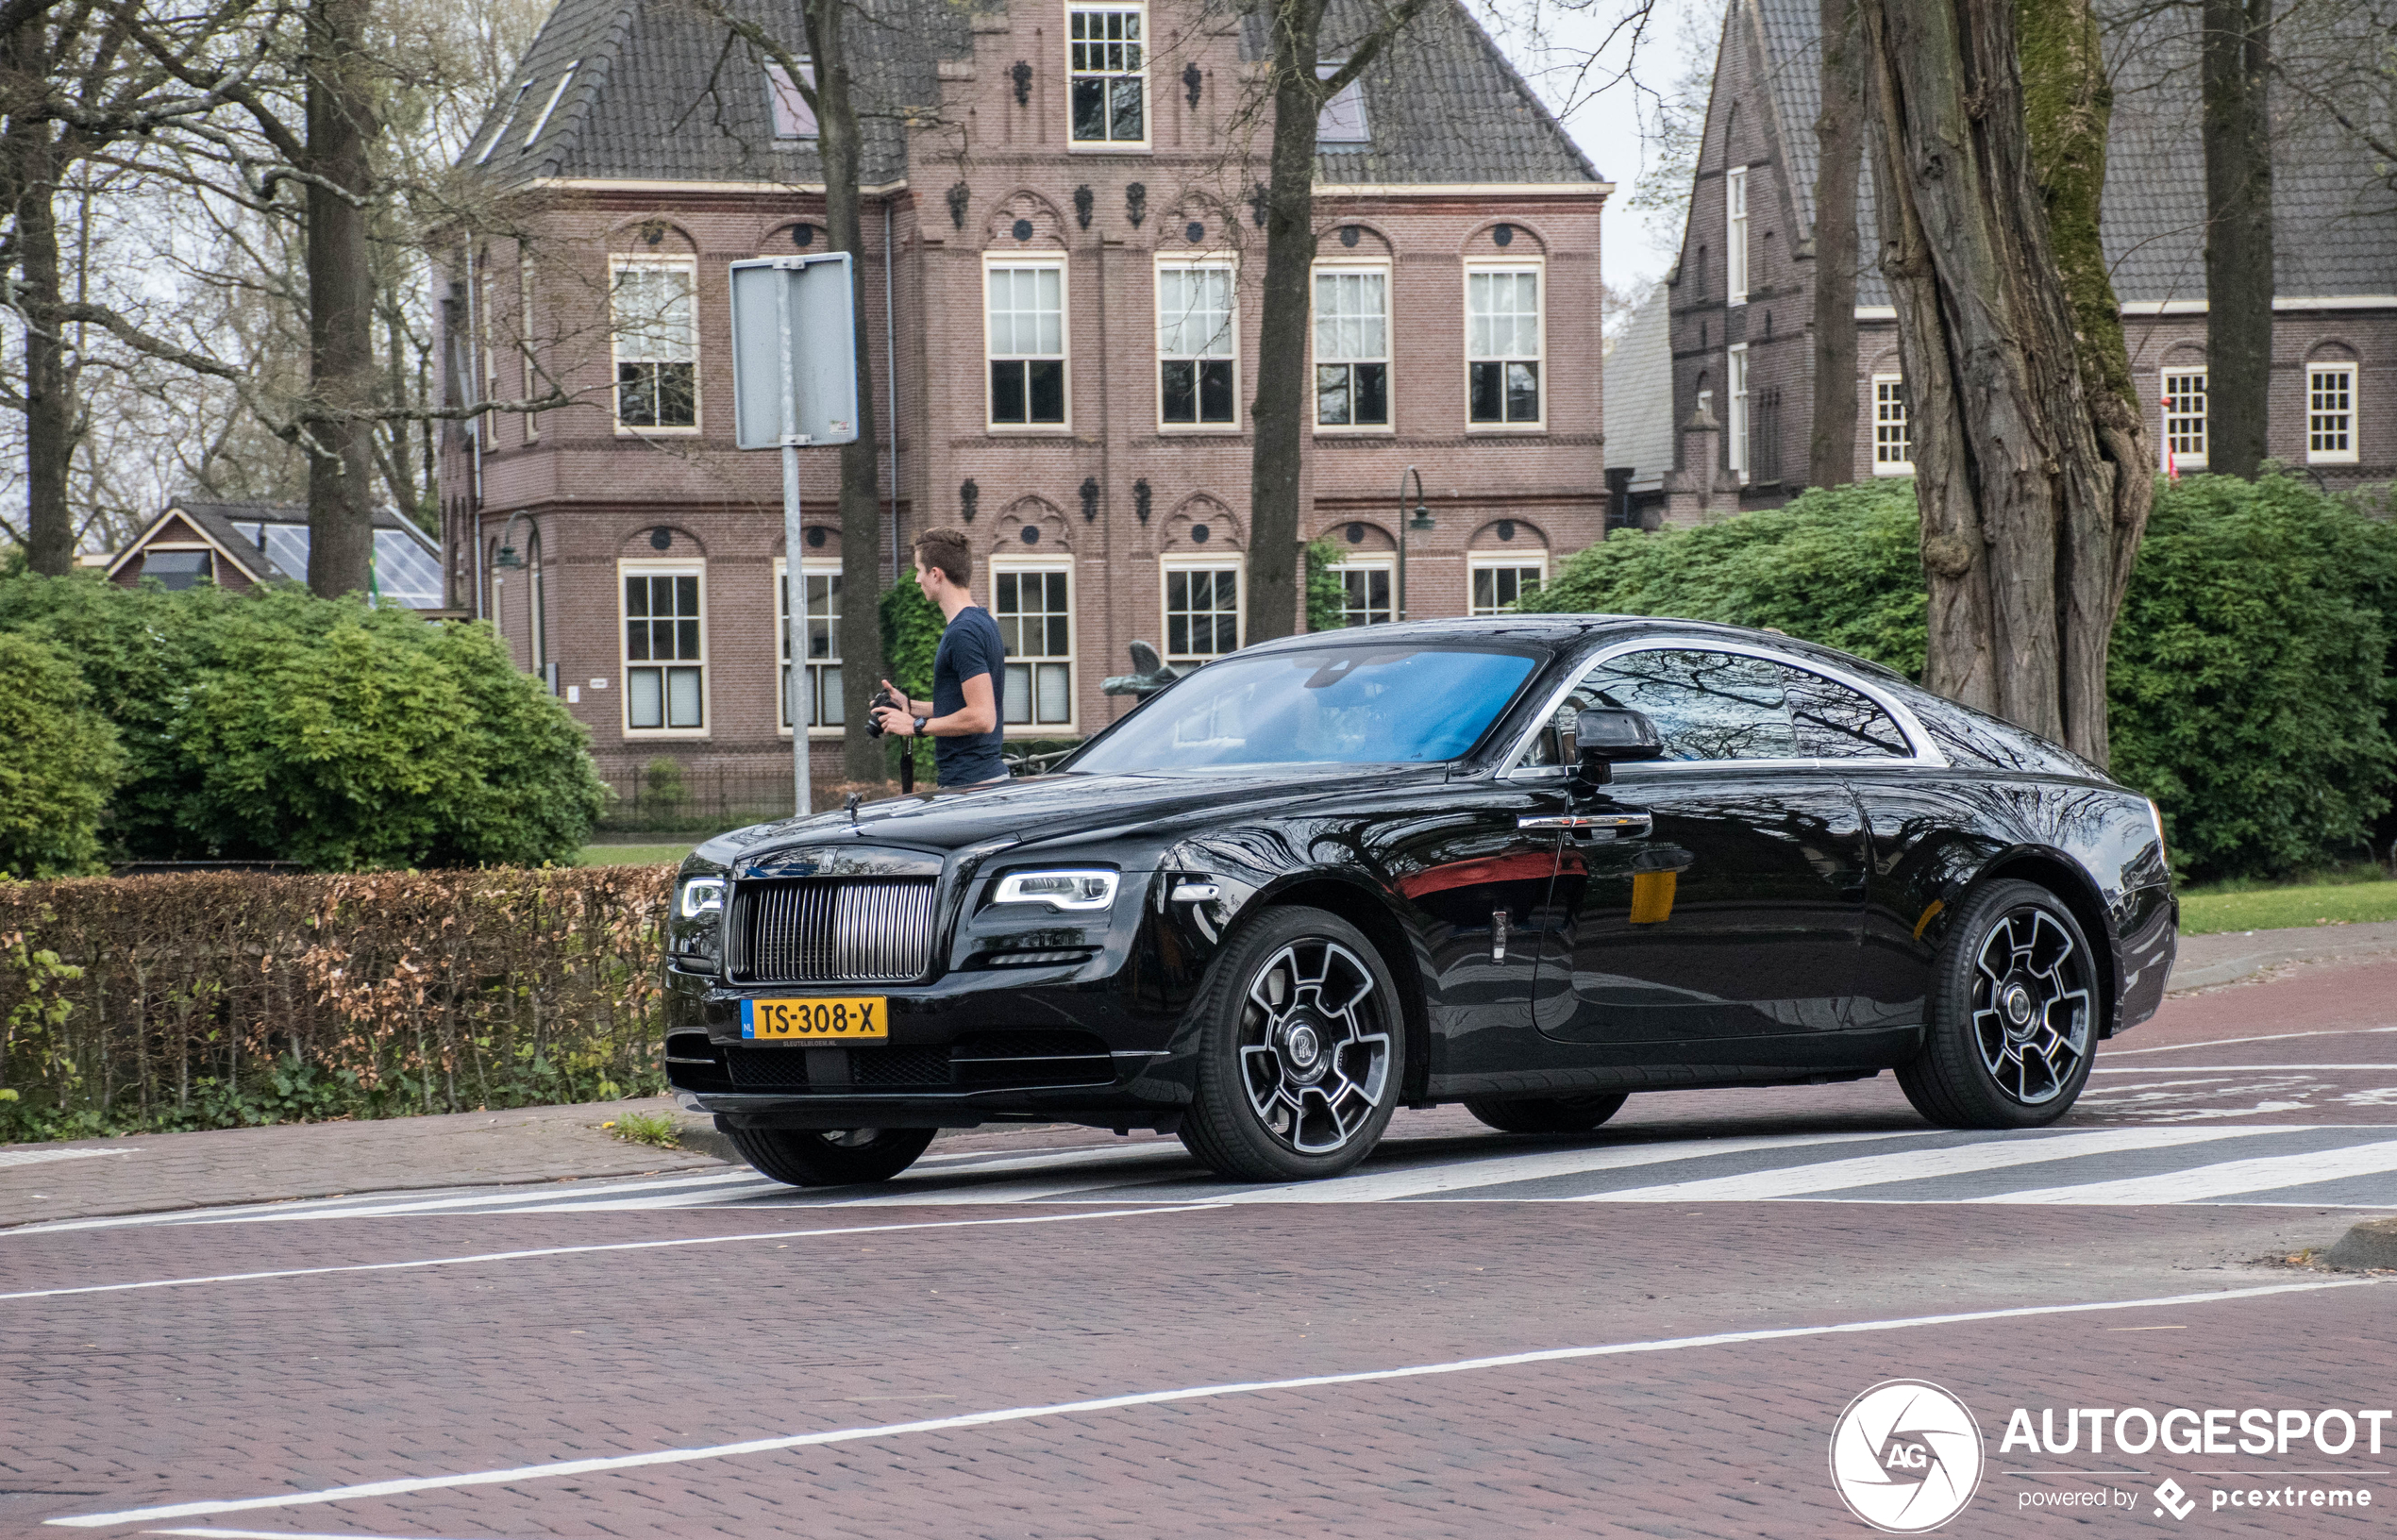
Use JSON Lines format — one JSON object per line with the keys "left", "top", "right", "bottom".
{"left": 931, "top": 606, "right": 1009, "bottom": 786}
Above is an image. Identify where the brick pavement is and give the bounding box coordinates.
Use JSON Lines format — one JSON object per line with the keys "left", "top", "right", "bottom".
{"left": 2, "top": 1201, "right": 2385, "bottom": 1537}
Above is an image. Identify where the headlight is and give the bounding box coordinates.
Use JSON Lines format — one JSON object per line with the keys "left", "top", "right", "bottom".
{"left": 993, "top": 869, "right": 1119, "bottom": 911}
{"left": 2146, "top": 799, "right": 2168, "bottom": 864}
{"left": 678, "top": 877, "right": 727, "bottom": 918}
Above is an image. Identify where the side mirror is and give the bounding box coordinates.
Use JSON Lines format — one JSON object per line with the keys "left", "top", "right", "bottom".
{"left": 1574, "top": 707, "right": 1663, "bottom": 784}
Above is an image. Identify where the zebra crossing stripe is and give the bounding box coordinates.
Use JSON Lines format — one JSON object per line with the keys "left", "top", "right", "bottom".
{"left": 1970, "top": 1137, "right": 2397, "bottom": 1204}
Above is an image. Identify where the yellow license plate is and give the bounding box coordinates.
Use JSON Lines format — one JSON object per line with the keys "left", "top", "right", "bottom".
{"left": 741, "top": 996, "right": 889, "bottom": 1042}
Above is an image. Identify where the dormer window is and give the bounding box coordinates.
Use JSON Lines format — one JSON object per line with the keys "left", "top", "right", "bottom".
{"left": 1316, "top": 63, "right": 1368, "bottom": 142}
{"left": 766, "top": 61, "right": 818, "bottom": 139}
{"left": 521, "top": 65, "right": 577, "bottom": 154}
{"left": 1068, "top": 5, "right": 1146, "bottom": 145}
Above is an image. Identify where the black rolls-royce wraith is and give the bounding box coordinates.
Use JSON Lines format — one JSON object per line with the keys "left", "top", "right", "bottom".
{"left": 662, "top": 618, "right": 2176, "bottom": 1185}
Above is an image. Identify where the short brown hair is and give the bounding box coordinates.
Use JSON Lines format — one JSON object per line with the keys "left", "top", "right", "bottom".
{"left": 914, "top": 527, "right": 972, "bottom": 587}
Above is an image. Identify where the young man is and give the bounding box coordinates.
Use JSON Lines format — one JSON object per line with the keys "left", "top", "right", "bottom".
{"left": 871, "top": 527, "right": 1009, "bottom": 789}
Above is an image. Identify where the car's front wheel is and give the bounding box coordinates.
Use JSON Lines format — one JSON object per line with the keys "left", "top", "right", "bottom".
{"left": 1179, "top": 907, "right": 1404, "bottom": 1181}
{"left": 1464, "top": 1093, "right": 1628, "bottom": 1134}
{"left": 1898, "top": 879, "right": 2100, "bottom": 1129}
{"left": 723, "top": 1124, "right": 937, "bottom": 1186}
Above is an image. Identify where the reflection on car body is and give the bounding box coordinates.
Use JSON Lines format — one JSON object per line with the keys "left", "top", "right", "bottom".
{"left": 662, "top": 617, "right": 2176, "bottom": 1187}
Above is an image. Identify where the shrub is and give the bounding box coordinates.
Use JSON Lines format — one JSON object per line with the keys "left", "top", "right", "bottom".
{"left": 1524, "top": 473, "right": 2397, "bottom": 881}
{"left": 0, "top": 632, "right": 128, "bottom": 877}
{"left": 0, "top": 575, "right": 606, "bottom": 870}
{"left": 0, "top": 864, "right": 672, "bottom": 1141}
{"left": 1304, "top": 536, "right": 1348, "bottom": 632}
{"left": 879, "top": 567, "right": 943, "bottom": 698}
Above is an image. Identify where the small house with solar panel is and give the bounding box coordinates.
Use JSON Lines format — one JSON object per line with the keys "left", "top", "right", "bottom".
{"left": 105, "top": 500, "right": 449, "bottom": 612}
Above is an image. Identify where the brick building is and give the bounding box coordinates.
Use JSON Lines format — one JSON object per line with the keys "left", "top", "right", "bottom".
{"left": 1622, "top": 0, "right": 2396, "bottom": 522}
{"left": 441, "top": 0, "right": 1613, "bottom": 794}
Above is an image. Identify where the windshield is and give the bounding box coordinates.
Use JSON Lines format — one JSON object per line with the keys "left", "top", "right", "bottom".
{"left": 1068, "top": 644, "right": 1543, "bottom": 773}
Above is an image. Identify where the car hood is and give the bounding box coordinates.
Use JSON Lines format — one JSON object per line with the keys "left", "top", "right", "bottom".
{"left": 700, "top": 762, "right": 1447, "bottom": 864}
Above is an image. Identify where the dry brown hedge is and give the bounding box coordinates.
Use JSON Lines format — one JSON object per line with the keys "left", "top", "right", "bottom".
{"left": 0, "top": 865, "right": 676, "bottom": 1140}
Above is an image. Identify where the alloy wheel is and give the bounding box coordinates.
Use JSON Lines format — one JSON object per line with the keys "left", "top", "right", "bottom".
{"left": 1971, "top": 906, "right": 2092, "bottom": 1105}
{"left": 1236, "top": 938, "right": 1393, "bottom": 1154}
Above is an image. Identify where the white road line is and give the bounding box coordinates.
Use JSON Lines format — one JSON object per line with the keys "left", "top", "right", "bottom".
{"left": 0, "top": 1147, "right": 141, "bottom": 1168}
{"left": 49, "top": 1276, "right": 2391, "bottom": 1531}
{"left": 192, "top": 1170, "right": 771, "bottom": 1225}
{"left": 2091, "top": 1064, "right": 2397, "bottom": 1072}
{"left": 1975, "top": 1139, "right": 2397, "bottom": 1204}
{"left": 2106, "top": 1026, "right": 2397, "bottom": 1057}
{"left": 1569, "top": 1126, "right": 2264, "bottom": 1203}
{"left": 0, "top": 1205, "right": 1215, "bottom": 1304}
{"left": 5, "top": 1170, "right": 768, "bottom": 1236}
{"left": 1207, "top": 1130, "right": 1921, "bottom": 1205}
{"left": 143, "top": 1530, "right": 474, "bottom": 1539}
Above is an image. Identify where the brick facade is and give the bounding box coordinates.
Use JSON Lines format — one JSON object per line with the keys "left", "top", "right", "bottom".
{"left": 1640, "top": 0, "right": 2396, "bottom": 526}
{"left": 440, "top": 0, "right": 1612, "bottom": 792}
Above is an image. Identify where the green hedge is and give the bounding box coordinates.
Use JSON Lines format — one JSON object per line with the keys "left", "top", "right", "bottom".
{"left": 0, "top": 576, "right": 607, "bottom": 871}
{"left": 1524, "top": 474, "right": 2397, "bottom": 881}
{"left": 0, "top": 632, "right": 127, "bottom": 877}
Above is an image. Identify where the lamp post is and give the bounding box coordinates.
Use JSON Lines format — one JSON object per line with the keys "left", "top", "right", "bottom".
{"left": 1396, "top": 466, "right": 1434, "bottom": 622}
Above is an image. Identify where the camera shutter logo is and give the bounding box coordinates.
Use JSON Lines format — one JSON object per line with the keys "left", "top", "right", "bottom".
{"left": 1829, "top": 1380, "right": 1985, "bottom": 1532}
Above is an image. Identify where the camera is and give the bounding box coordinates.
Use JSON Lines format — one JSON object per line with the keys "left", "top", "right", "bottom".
{"left": 863, "top": 686, "right": 897, "bottom": 737}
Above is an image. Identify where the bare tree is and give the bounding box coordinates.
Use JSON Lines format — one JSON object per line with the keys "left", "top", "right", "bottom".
{"left": 2201, "top": 0, "right": 2271, "bottom": 478}
{"left": 1862, "top": 0, "right": 2153, "bottom": 764}
{"left": 1243, "top": 0, "right": 1430, "bottom": 645}
{"left": 1806, "top": 0, "right": 1860, "bottom": 489}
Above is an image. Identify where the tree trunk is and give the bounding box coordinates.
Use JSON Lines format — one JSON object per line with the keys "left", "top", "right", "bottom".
{"left": 1808, "top": 0, "right": 1863, "bottom": 490}
{"left": 302, "top": 0, "right": 379, "bottom": 600}
{"left": 2201, "top": 0, "right": 2271, "bottom": 480}
{"left": 1244, "top": 0, "right": 1331, "bottom": 649}
{"left": 808, "top": 0, "right": 886, "bottom": 784}
{"left": 1860, "top": 0, "right": 2140, "bottom": 765}
{"left": 4, "top": 19, "right": 74, "bottom": 576}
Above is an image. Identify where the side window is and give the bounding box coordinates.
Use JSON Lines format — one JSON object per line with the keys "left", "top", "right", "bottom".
{"left": 1784, "top": 665, "right": 1911, "bottom": 759}
{"left": 1536, "top": 649, "right": 1797, "bottom": 762}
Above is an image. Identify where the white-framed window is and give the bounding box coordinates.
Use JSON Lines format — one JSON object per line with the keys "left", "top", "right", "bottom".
{"left": 478, "top": 266, "right": 500, "bottom": 415}
{"left": 1467, "top": 263, "right": 1543, "bottom": 427}
{"left": 986, "top": 260, "right": 1067, "bottom": 427}
{"left": 610, "top": 258, "right": 697, "bottom": 431}
{"left": 1871, "top": 374, "right": 1913, "bottom": 475}
{"left": 1469, "top": 555, "right": 1545, "bottom": 615}
{"left": 2161, "top": 369, "right": 2206, "bottom": 470}
{"left": 1331, "top": 558, "right": 1393, "bottom": 627}
{"left": 993, "top": 562, "right": 1076, "bottom": 728}
{"left": 1156, "top": 260, "right": 1236, "bottom": 427}
{"left": 620, "top": 561, "right": 707, "bottom": 733}
{"left": 518, "top": 254, "right": 540, "bottom": 444}
{"left": 1316, "top": 62, "right": 1368, "bottom": 142}
{"left": 2309, "top": 363, "right": 2358, "bottom": 463}
{"left": 1161, "top": 558, "right": 1242, "bottom": 664}
{"left": 1727, "top": 343, "right": 1751, "bottom": 482}
{"left": 1314, "top": 265, "right": 1389, "bottom": 428}
{"left": 1726, "top": 165, "right": 1749, "bottom": 307}
{"left": 774, "top": 557, "right": 843, "bottom": 735}
{"left": 1067, "top": 4, "right": 1146, "bottom": 146}
{"left": 766, "top": 60, "right": 817, "bottom": 138}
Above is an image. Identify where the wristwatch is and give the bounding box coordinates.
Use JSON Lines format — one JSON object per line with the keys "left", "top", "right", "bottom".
{"left": 913, "top": 715, "right": 930, "bottom": 738}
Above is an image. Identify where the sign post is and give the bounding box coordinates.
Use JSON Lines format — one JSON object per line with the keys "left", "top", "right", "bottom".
{"left": 729, "top": 254, "right": 859, "bottom": 819}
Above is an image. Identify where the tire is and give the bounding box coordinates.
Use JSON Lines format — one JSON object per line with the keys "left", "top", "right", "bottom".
{"left": 1464, "top": 1093, "right": 1629, "bottom": 1134}
{"left": 723, "top": 1123, "right": 937, "bottom": 1187}
{"left": 1897, "top": 879, "right": 2101, "bottom": 1130}
{"left": 1177, "top": 906, "right": 1406, "bottom": 1182}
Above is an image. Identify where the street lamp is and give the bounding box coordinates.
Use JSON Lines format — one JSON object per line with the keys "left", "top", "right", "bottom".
{"left": 1396, "top": 466, "right": 1434, "bottom": 622}
{"left": 492, "top": 510, "right": 529, "bottom": 570}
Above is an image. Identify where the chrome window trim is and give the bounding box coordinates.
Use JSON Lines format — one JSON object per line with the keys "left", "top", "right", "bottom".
{"left": 1496, "top": 637, "right": 1950, "bottom": 777}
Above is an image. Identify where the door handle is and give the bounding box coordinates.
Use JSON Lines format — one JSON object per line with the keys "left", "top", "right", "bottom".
{"left": 1518, "top": 812, "right": 1652, "bottom": 837}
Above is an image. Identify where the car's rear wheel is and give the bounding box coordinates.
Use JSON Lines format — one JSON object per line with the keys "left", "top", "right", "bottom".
{"left": 1179, "top": 907, "right": 1404, "bottom": 1182}
{"left": 1898, "top": 879, "right": 2099, "bottom": 1130}
{"left": 723, "top": 1124, "right": 937, "bottom": 1186}
{"left": 1463, "top": 1093, "right": 1628, "bottom": 1134}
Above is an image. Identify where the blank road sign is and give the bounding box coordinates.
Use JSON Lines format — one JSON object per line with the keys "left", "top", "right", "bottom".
{"left": 729, "top": 254, "right": 860, "bottom": 449}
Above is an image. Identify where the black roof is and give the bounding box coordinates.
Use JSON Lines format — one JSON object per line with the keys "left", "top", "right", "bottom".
{"left": 1742, "top": 0, "right": 2395, "bottom": 304}
{"left": 464, "top": 0, "right": 1604, "bottom": 188}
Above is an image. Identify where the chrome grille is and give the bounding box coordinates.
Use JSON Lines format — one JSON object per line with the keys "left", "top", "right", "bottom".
{"left": 732, "top": 879, "right": 937, "bottom": 983}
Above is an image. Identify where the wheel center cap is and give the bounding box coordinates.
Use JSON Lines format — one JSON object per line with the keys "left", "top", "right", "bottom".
{"left": 2002, "top": 981, "right": 2037, "bottom": 1032}
{"left": 1285, "top": 1023, "right": 1321, "bottom": 1067}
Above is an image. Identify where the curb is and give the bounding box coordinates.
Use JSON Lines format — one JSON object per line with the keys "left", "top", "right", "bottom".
{"left": 671, "top": 1114, "right": 741, "bottom": 1165}
{"left": 2325, "top": 1217, "right": 2397, "bottom": 1271}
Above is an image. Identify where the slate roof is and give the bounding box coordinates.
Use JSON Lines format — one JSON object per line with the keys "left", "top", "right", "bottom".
{"left": 465, "top": 0, "right": 1601, "bottom": 188}
{"left": 1602, "top": 285, "right": 1674, "bottom": 484}
{"left": 1742, "top": 0, "right": 2396, "bottom": 304}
